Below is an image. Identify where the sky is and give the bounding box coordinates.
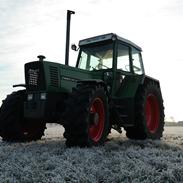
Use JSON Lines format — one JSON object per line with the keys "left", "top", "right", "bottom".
{"left": 0, "top": 0, "right": 183, "bottom": 122}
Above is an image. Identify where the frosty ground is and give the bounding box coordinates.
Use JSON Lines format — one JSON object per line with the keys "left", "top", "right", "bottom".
{"left": 0, "top": 125, "right": 183, "bottom": 183}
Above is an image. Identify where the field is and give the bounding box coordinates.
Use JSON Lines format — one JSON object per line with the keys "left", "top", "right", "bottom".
{"left": 0, "top": 125, "right": 183, "bottom": 183}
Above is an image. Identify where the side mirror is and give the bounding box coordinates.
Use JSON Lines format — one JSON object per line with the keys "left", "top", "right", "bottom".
{"left": 71, "top": 44, "right": 79, "bottom": 51}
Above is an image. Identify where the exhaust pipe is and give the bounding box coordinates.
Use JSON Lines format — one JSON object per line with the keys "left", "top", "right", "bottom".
{"left": 65, "top": 10, "right": 75, "bottom": 66}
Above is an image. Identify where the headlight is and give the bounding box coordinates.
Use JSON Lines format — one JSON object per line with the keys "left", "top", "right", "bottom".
{"left": 40, "top": 93, "right": 47, "bottom": 100}
{"left": 27, "top": 94, "right": 33, "bottom": 101}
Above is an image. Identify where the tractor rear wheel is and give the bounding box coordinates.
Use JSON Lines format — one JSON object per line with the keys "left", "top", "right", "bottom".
{"left": 125, "top": 82, "right": 164, "bottom": 139}
{"left": 0, "top": 90, "right": 46, "bottom": 142}
{"left": 63, "top": 84, "right": 111, "bottom": 147}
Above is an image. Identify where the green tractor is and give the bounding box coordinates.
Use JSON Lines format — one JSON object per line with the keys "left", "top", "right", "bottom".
{"left": 0, "top": 10, "right": 164, "bottom": 147}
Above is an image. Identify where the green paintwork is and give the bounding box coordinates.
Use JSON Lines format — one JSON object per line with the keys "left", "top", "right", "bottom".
{"left": 24, "top": 33, "right": 160, "bottom": 126}
{"left": 42, "top": 59, "right": 143, "bottom": 99}
{"left": 43, "top": 61, "right": 61, "bottom": 92}
{"left": 42, "top": 61, "right": 103, "bottom": 93}
{"left": 115, "top": 74, "right": 143, "bottom": 98}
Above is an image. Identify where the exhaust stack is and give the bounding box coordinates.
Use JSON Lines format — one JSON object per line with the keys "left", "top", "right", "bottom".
{"left": 65, "top": 10, "right": 75, "bottom": 66}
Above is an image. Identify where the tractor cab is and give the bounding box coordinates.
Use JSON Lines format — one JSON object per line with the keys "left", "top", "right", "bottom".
{"left": 76, "top": 33, "right": 145, "bottom": 97}
{"left": 76, "top": 33, "right": 144, "bottom": 75}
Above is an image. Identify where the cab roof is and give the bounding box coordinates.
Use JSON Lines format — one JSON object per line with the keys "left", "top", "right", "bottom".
{"left": 79, "top": 33, "right": 142, "bottom": 51}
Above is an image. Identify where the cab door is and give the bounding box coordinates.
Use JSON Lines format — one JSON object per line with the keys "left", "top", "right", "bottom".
{"left": 112, "top": 43, "right": 144, "bottom": 126}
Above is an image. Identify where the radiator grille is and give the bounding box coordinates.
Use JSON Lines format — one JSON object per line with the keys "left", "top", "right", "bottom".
{"left": 25, "top": 61, "right": 45, "bottom": 91}
{"left": 28, "top": 69, "right": 39, "bottom": 86}
{"left": 50, "top": 66, "right": 59, "bottom": 87}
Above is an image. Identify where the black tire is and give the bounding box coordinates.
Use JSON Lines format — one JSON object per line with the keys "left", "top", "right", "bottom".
{"left": 125, "top": 82, "right": 164, "bottom": 140}
{"left": 0, "top": 90, "right": 46, "bottom": 142}
{"left": 63, "top": 84, "right": 111, "bottom": 147}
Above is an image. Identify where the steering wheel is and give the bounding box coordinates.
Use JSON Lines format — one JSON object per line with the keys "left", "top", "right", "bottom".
{"left": 125, "top": 65, "right": 130, "bottom": 71}
{"left": 95, "top": 63, "right": 109, "bottom": 70}
{"left": 124, "top": 65, "right": 141, "bottom": 72}
{"left": 133, "top": 65, "right": 141, "bottom": 72}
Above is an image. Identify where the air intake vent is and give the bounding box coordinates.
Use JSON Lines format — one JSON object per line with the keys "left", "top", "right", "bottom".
{"left": 49, "top": 66, "right": 59, "bottom": 87}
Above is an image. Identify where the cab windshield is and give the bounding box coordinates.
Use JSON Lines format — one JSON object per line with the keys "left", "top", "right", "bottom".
{"left": 77, "top": 43, "right": 113, "bottom": 71}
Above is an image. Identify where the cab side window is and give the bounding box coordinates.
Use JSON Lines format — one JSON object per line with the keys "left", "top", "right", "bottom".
{"left": 117, "top": 44, "right": 130, "bottom": 72}
{"left": 132, "top": 48, "right": 143, "bottom": 75}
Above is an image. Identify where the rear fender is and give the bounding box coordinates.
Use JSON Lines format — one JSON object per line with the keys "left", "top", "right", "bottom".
{"left": 141, "top": 75, "right": 160, "bottom": 88}
{"left": 139, "top": 75, "right": 163, "bottom": 100}
{"left": 113, "top": 74, "right": 161, "bottom": 127}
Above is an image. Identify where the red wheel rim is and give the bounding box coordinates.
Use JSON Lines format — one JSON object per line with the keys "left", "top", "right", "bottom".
{"left": 89, "top": 98, "right": 105, "bottom": 142}
{"left": 145, "top": 94, "right": 160, "bottom": 133}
